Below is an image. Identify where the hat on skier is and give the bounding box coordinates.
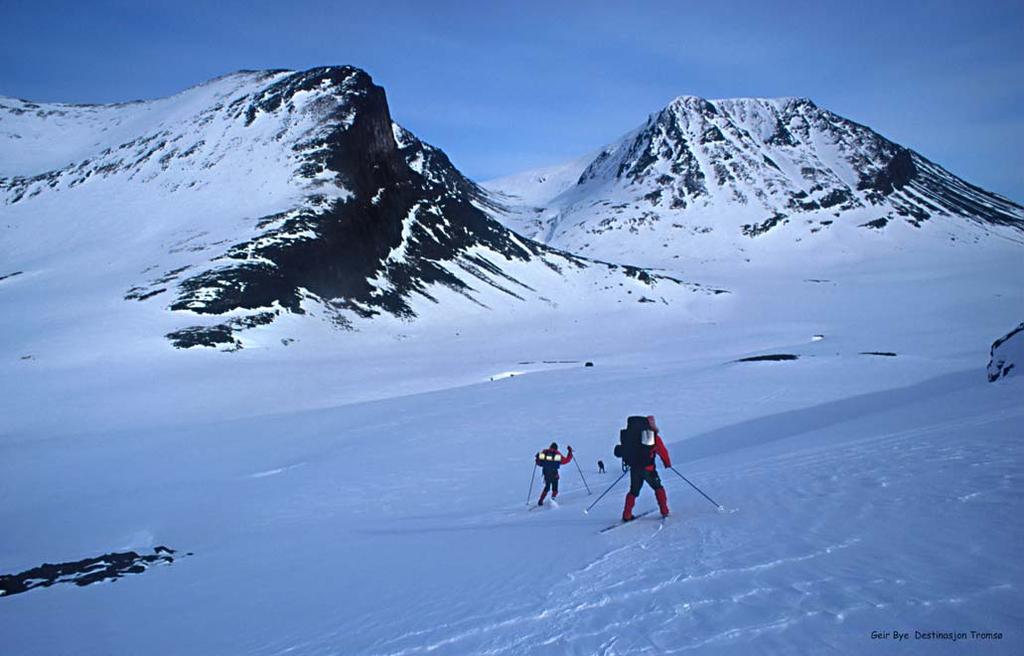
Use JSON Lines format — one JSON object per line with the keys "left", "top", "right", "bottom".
{"left": 550, "top": 442, "right": 558, "bottom": 450}
{"left": 647, "top": 415, "right": 658, "bottom": 431}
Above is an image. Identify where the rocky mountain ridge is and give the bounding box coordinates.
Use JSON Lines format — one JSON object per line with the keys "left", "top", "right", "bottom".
{"left": 485, "top": 95, "right": 1023, "bottom": 268}
{"left": 0, "top": 67, "right": 714, "bottom": 351}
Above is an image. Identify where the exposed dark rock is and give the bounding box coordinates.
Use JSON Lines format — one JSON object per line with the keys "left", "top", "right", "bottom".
{"left": 736, "top": 354, "right": 799, "bottom": 362}
{"left": 860, "top": 217, "right": 890, "bottom": 230}
{"left": 861, "top": 351, "right": 897, "bottom": 357}
{"left": 0, "top": 547, "right": 188, "bottom": 597}
{"left": 700, "top": 125, "right": 725, "bottom": 144}
{"left": 742, "top": 213, "right": 788, "bottom": 237}
{"left": 817, "top": 188, "right": 854, "bottom": 209}
{"left": 859, "top": 147, "right": 917, "bottom": 195}
{"left": 0, "top": 271, "right": 23, "bottom": 282}
{"left": 166, "top": 324, "right": 241, "bottom": 351}
{"left": 124, "top": 287, "right": 166, "bottom": 301}
{"left": 643, "top": 190, "right": 662, "bottom": 204}
{"left": 765, "top": 119, "right": 798, "bottom": 146}
{"left": 166, "top": 312, "right": 278, "bottom": 350}
{"left": 762, "top": 155, "right": 783, "bottom": 171}
{"left": 987, "top": 322, "right": 1023, "bottom": 382}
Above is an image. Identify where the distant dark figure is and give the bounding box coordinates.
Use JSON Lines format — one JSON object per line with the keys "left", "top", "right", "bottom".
{"left": 597, "top": 460, "right": 606, "bottom": 474}
{"left": 535, "top": 442, "right": 573, "bottom": 506}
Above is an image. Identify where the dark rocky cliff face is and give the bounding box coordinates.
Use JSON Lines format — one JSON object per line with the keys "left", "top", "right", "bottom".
{"left": 5, "top": 65, "right": 703, "bottom": 352}
{"left": 165, "top": 67, "right": 558, "bottom": 347}
{"left": 155, "top": 66, "right": 709, "bottom": 350}
{"left": 171, "top": 68, "right": 410, "bottom": 315}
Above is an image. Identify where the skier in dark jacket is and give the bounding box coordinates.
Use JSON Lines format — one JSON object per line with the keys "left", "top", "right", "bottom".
{"left": 536, "top": 442, "right": 573, "bottom": 506}
{"left": 623, "top": 415, "right": 671, "bottom": 521}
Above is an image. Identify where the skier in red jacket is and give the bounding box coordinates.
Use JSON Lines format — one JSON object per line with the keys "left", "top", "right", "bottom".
{"left": 623, "top": 415, "right": 671, "bottom": 521}
{"left": 536, "top": 442, "right": 573, "bottom": 506}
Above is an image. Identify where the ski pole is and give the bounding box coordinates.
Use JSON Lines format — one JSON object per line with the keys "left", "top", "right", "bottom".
{"left": 669, "top": 466, "right": 724, "bottom": 511}
{"left": 526, "top": 464, "right": 538, "bottom": 506}
{"left": 572, "top": 453, "right": 592, "bottom": 494}
{"left": 584, "top": 468, "right": 628, "bottom": 513}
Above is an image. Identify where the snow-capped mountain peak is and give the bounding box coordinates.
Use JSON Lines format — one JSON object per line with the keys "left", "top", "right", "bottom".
{"left": 485, "top": 94, "right": 1023, "bottom": 269}
{"left": 0, "top": 67, "right": 717, "bottom": 353}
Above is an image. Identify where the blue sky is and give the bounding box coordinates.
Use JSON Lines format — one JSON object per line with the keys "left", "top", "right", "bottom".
{"left": 2, "top": 0, "right": 1022, "bottom": 200}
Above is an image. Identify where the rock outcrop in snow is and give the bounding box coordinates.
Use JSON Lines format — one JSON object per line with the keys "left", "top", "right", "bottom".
{"left": 988, "top": 322, "right": 1023, "bottom": 381}
{"left": 0, "top": 67, "right": 715, "bottom": 351}
{"left": 485, "top": 96, "right": 1024, "bottom": 268}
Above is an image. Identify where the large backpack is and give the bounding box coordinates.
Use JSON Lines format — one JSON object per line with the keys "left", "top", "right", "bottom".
{"left": 614, "top": 416, "right": 654, "bottom": 468}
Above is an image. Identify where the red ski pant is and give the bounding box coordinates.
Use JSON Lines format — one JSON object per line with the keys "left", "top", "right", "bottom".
{"left": 624, "top": 468, "right": 670, "bottom": 518}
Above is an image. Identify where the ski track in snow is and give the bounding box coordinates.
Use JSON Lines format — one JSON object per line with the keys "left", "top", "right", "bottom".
{"left": 351, "top": 404, "right": 1022, "bottom": 656}
{"left": 2, "top": 351, "right": 1021, "bottom": 656}
{"left": 2, "top": 344, "right": 1021, "bottom": 656}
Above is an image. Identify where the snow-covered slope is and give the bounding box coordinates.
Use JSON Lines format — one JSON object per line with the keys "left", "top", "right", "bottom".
{"left": 483, "top": 152, "right": 596, "bottom": 208}
{"left": 2, "top": 246, "right": 1021, "bottom": 654}
{"left": 3, "top": 72, "right": 1023, "bottom": 656}
{"left": 484, "top": 96, "right": 1024, "bottom": 269}
{"left": 0, "top": 67, "right": 714, "bottom": 353}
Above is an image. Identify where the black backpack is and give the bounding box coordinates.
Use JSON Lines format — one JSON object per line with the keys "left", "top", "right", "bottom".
{"left": 614, "top": 415, "right": 652, "bottom": 468}
{"left": 536, "top": 448, "right": 563, "bottom": 472}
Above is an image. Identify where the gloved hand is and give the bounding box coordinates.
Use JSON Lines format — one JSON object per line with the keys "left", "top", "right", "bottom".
{"left": 567, "top": 445, "right": 573, "bottom": 453}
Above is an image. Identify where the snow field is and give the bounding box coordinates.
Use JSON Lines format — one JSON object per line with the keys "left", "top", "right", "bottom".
{"left": 2, "top": 72, "right": 1022, "bottom": 655}
{"left": 2, "top": 266, "right": 1021, "bottom": 654}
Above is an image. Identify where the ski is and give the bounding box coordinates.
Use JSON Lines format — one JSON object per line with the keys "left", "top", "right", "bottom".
{"left": 598, "top": 509, "right": 656, "bottom": 533}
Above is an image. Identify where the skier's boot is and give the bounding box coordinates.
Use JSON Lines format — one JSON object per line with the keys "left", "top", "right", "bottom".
{"left": 622, "top": 493, "right": 637, "bottom": 522}
{"left": 655, "top": 487, "right": 670, "bottom": 518}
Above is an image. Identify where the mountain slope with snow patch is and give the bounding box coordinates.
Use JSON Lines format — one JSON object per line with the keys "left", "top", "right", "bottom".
{"left": 484, "top": 96, "right": 1024, "bottom": 270}
{"left": 0, "top": 68, "right": 718, "bottom": 354}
